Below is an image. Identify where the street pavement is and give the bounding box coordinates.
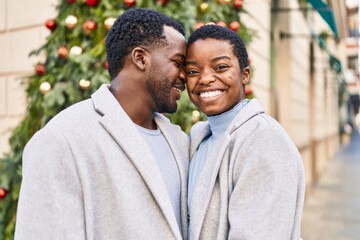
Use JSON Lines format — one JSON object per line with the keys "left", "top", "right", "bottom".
{"left": 301, "top": 131, "right": 360, "bottom": 240}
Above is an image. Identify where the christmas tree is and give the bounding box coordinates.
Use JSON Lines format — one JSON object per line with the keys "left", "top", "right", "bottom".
{"left": 0, "top": 0, "right": 251, "bottom": 238}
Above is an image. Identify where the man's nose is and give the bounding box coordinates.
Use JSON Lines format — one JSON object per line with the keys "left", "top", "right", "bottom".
{"left": 179, "top": 68, "right": 185, "bottom": 82}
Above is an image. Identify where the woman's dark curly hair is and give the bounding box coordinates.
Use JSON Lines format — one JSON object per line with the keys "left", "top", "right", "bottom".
{"left": 188, "top": 25, "right": 248, "bottom": 71}
{"left": 105, "top": 8, "right": 185, "bottom": 80}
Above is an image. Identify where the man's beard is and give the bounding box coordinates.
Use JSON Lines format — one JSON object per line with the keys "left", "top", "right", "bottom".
{"left": 146, "top": 75, "right": 177, "bottom": 113}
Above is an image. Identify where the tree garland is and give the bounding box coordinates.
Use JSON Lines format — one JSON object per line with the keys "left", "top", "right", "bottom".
{"left": 0, "top": 1, "right": 253, "bottom": 238}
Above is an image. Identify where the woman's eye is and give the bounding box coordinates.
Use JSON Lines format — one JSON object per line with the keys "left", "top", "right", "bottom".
{"left": 215, "top": 65, "right": 228, "bottom": 71}
{"left": 186, "top": 70, "right": 198, "bottom": 76}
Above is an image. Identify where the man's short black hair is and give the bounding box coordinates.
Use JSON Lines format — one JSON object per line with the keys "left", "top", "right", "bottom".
{"left": 188, "top": 25, "right": 248, "bottom": 71}
{"left": 105, "top": 8, "right": 185, "bottom": 79}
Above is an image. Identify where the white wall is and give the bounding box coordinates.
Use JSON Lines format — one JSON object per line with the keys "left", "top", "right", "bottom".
{"left": 0, "top": 0, "right": 58, "bottom": 156}
{"left": 242, "top": 0, "right": 272, "bottom": 112}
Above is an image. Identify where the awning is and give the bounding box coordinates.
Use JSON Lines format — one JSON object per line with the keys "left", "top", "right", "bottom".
{"left": 314, "top": 34, "right": 342, "bottom": 73}
{"left": 307, "top": 0, "right": 339, "bottom": 39}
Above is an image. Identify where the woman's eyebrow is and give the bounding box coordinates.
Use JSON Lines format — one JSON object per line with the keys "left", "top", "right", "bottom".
{"left": 185, "top": 56, "right": 231, "bottom": 66}
{"left": 211, "top": 56, "right": 231, "bottom": 62}
{"left": 184, "top": 60, "right": 198, "bottom": 66}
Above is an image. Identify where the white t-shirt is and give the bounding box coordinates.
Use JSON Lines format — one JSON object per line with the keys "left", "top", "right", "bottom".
{"left": 136, "top": 124, "right": 181, "bottom": 230}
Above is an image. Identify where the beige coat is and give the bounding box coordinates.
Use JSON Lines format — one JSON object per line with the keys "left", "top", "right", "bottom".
{"left": 188, "top": 99, "right": 305, "bottom": 240}
{"left": 15, "top": 85, "right": 189, "bottom": 240}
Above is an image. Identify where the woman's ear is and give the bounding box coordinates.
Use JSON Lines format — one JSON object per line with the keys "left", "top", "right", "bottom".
{"left": 241, "top": 66, "right": 251, "bottom": 85}
{"left": 131, "top": 47, "right": 149, "bottom": 70}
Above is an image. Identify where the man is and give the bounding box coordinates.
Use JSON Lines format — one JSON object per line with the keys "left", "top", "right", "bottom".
{"left": 15, "top": 8, "right": 189, "bottom": 240}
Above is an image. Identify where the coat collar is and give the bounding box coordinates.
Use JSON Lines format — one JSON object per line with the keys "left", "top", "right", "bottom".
{"left": 91, "top": 84, "right": 186, "bottom": 240}
{"left": 188, "top": 98, "right": 265, "bottom": 239}
{"left": 190, "top": 99, "right": 264, "bottom": 157}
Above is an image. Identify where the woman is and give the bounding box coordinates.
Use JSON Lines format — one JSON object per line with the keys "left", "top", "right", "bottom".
{"left": 185, "top": 25, "right": 305, "bottom": 240}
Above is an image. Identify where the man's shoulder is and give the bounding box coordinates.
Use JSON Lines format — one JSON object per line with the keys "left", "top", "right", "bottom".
{"left": 44, "top": 98, "right": 95, "bottom": 131}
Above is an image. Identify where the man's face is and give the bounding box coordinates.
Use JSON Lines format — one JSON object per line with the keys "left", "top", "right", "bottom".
{"left": 146, "top": 26, "right": 186, "bottom": 113}
{"left": 185, "top": 38, "right": 250, "bottom": 116}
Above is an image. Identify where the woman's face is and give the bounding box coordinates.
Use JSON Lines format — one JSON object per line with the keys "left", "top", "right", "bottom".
{"left": 185, "top": 38, "right": 250, "bottom": 116}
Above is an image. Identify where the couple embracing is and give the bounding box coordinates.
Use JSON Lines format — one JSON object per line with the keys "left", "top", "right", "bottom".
{"left": 15, "top": 8, "right": 304, "bottom": 240}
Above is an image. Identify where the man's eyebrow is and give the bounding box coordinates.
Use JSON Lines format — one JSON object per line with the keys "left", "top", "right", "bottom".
{"left": 174, "top": 53, "right": 185, "bottom": 60}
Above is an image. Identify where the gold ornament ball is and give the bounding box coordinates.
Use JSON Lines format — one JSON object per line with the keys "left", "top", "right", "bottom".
{"left": 65, "top": 15, "right": 78, "bottom": 29}
{"left": 200, "top": 3, "right": 209, "bottom": 12}
{"left": 218, "top": 0, "right": 231, "bottom": 4}
{"left": 191, "top": 110, "right": 201, "bottom": 123}
{"left": 104, "top": 17, "right": 116, "bottom": 30}
{"left": 39, "top": 81, "right": 52, "bottom": 94}
{"left": 70, "top": 46, "right": 83, "bottom": 55}
{"left": 79, "top": 79, "right": 91, "bottom": 90}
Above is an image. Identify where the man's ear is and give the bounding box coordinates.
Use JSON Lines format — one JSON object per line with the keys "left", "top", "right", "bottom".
{"left": 241, "top": 66, "right": 251, "bottom": 85}
{"left": 131, "top": 47, "right": 149, "bottom": 70}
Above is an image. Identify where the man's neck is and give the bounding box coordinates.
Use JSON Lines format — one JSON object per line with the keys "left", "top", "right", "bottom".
{"left": 110, "top": 83, "right": 157, "bottom": 130}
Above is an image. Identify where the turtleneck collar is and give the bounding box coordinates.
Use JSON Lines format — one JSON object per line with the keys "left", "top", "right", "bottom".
{"left": 207, "top": 99, "right": 249, "bottom": 138}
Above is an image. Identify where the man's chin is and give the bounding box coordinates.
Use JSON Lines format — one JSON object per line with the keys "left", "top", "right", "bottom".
{"left": 158, "top": 104, "right": 177, "bottom": 114}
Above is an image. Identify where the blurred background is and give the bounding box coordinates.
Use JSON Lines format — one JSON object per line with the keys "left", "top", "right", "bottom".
{"left": 0, "top": 0, "right": 359, "bottom": 239}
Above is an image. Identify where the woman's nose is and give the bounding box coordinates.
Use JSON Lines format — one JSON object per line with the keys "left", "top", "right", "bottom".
{"left": 199, "top": 70, "right": 216, "bottom": 85}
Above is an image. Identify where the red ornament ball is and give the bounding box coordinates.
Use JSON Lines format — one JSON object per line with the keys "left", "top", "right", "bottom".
{"left": 245, "top": 85, "right": 252, "bottom": 96}
{"left": 86, "top": 0, "right": 99, "bottom": 7}
{"left": 194, "top": 22, "right": 205, "bottom": 30}
{"left": 36, "top": 63, "right": 46, "bottom": 76}
{"left": 57, "top": 46, "right": 69, "bottom": 59}
{"left": 233, "top": 0, "right": 244, "bottom": 10}
{"left": 124, "top": 0, "right": 135, "bottom": 7}
{"left": 229, "top": 21, "right": 240, "bottom": 32}
{"left": 83, "top": 19, "right": 97, "bottom": 33}
{"left": 67, "top": 0, "right": 76, "bottom": 3}
{"left": 216, "top": 21, "right": 227, "bottom": 28}
{"left": 103, "top": 61, "right": 108, "bottom": 69}
{"left": 156, "top": 0, "right": 167, "bottom": 5}
{"left": 0, "top": 187, "right": 8, "bottom": 199}
{"left": 45, "top": 19, "right": 57, "bottom": 31}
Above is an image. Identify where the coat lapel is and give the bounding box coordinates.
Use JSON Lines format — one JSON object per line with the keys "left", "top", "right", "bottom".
{"left": 188, "top": 99, "right": 265, "bottom": 239}
{"left": 91, "top": 85, "right": 182, "bottom": 240}
{"left": 155, "top": 114, "right": 189, "bottom": 238}
{"left": 189, "top": 133, "right": 231, "bottom": 240}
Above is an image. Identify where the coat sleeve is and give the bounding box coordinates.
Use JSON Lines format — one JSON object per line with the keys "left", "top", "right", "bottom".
{"left": 228, "top": 124, "right": 305, "bottom": 240}
{"left": 15, "top": 128, "right": 86, "bottom": 240}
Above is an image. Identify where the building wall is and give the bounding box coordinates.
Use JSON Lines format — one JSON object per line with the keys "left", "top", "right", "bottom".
{"left": 242, "top": 0, "right": 272, "bottom": 112}
{"left": 271, "top": 0, "right": 341, "bottom": 190}
{"left": 0, "top": 0, "right": 57, "bottom": 156}
{"left": 310, "top": 13, "right": 341, "bottom": 181}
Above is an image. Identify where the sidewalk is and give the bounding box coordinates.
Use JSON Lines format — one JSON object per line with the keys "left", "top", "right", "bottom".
{"left": 301, "top": 132, "right": 360, "bottom": 240}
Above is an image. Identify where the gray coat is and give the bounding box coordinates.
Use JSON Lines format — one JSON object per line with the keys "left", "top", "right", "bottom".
{"left": 188, "top": 99, "right": 305, "bottom": 240}
{"left": 15, "top": 85, "right": 189, "bottom": 240}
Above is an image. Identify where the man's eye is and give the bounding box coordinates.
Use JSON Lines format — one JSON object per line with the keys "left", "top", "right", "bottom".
{"left": 173, "top": 61, "right": 183, "bottom": 67}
